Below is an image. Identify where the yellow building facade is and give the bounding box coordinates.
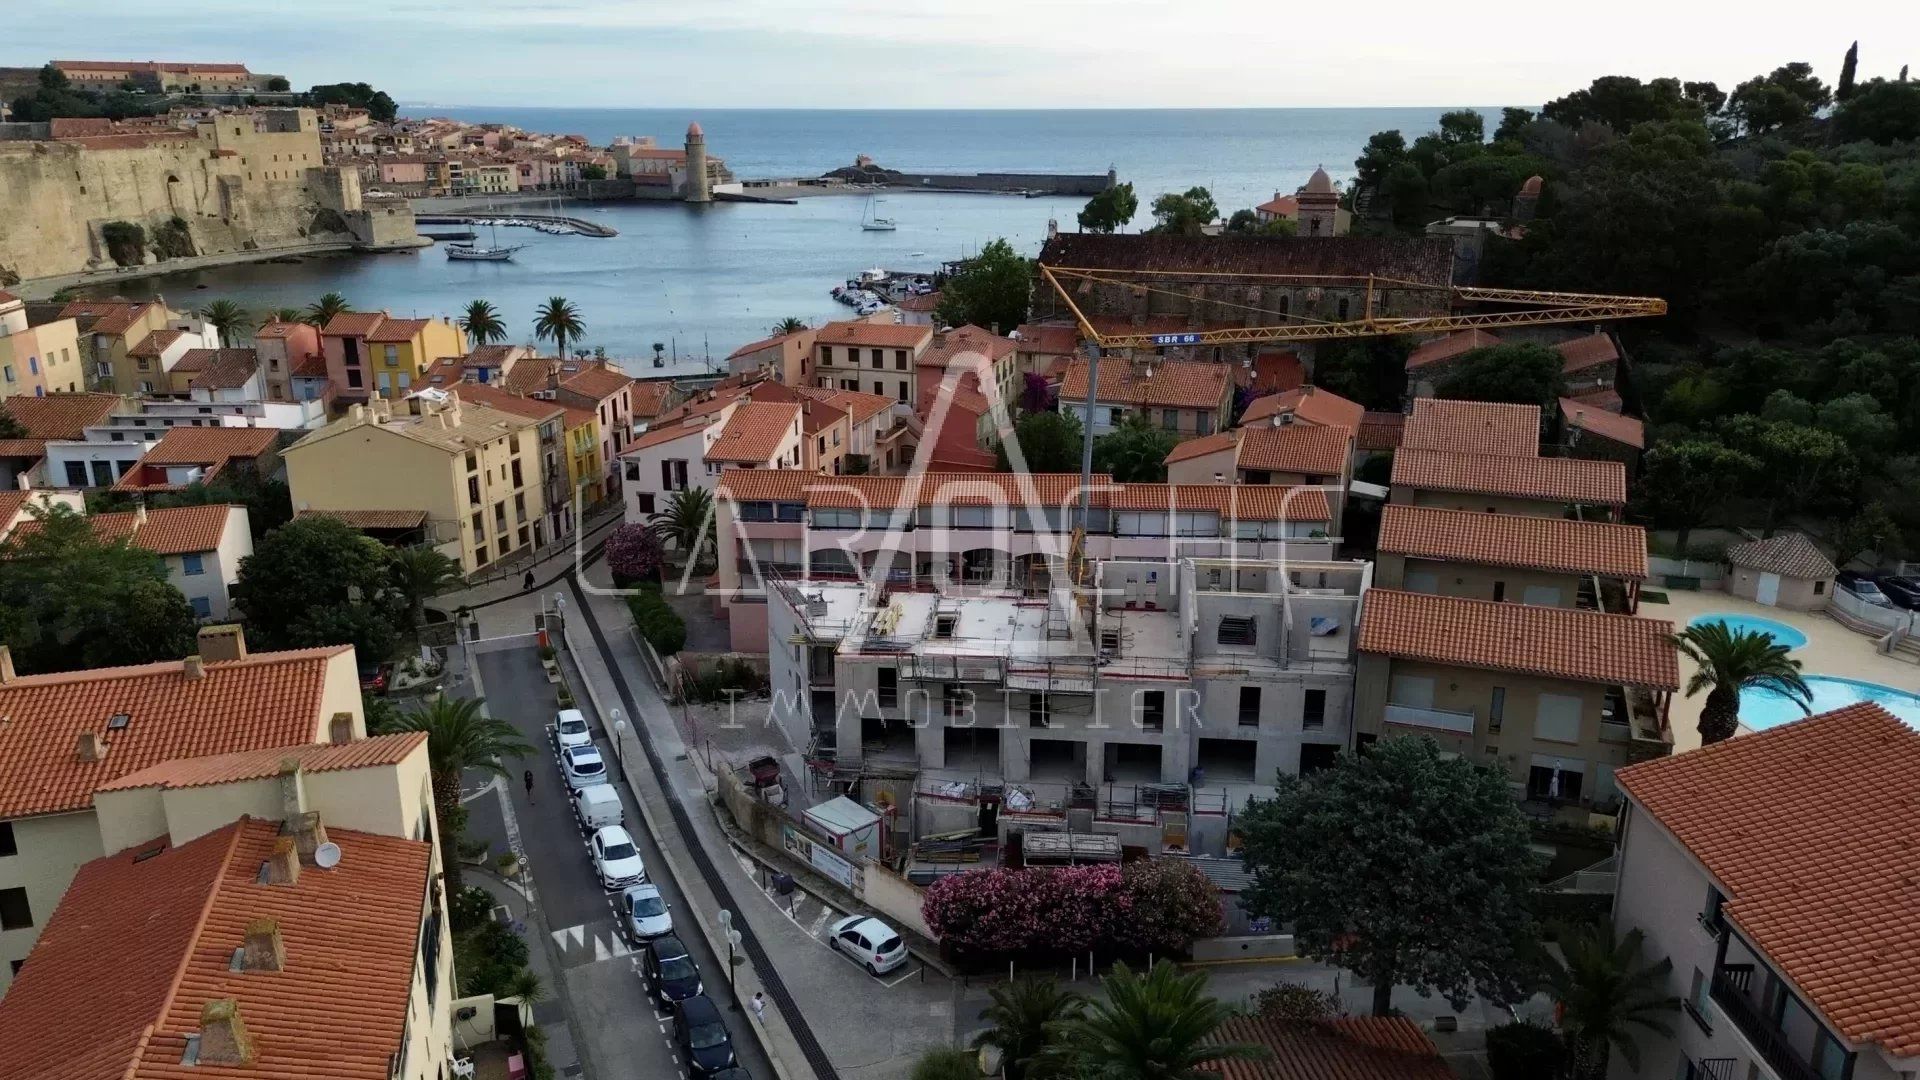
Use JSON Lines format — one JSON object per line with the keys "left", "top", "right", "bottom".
{"left": 566, "top": 415, "right": 605, "bottom": 509}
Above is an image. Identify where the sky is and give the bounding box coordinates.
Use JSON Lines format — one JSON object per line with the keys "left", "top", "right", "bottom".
{"left": 5, "top": 1, "right": 1912, "bottom": 110}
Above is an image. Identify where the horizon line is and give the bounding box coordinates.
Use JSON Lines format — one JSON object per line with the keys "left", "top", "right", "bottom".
{"left": 397, "top": 102, "right": 1511, "bottom": 113}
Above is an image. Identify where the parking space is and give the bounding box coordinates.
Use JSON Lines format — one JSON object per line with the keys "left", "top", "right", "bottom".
{"left": 725, "top": 849, "right": 927, "bottom": 989}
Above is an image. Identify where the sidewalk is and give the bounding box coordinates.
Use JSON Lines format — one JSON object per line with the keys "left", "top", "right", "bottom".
{"left": 465, "top": 867, "right": 584, "bottom": 1076}
{"left": 434, "top": 510, "right": 623, "bottom": 624}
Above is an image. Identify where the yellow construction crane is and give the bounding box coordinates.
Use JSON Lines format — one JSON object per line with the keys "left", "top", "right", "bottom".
{"left": 1037, "top": 264, "right": 1667, "bottom": 350}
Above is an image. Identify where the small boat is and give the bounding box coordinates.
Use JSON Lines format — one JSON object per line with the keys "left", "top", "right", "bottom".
{"left": 447, "top": 244, "right": 521, "bottom": 261}
{"left": 861, "top": 194, "right": 897, "bottom": 232}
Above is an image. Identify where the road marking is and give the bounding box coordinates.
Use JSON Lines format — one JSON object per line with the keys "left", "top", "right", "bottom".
{"left": 878, "top": 966, "right": 920, "bottom": 988}
{"left": 460, "top": 776, "right": 500, "bottom": 804}
{"left": 593, "top": 936, "right": 612, "bottom": 963}
{"left": 808, "top": 908, "right": 832, "bottom": 938}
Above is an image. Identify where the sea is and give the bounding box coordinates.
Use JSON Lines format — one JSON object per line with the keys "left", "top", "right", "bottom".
{"left": 91, "top": 107, "right": 1492, "bottom": 362}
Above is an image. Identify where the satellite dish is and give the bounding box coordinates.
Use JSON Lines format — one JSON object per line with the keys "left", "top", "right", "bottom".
{"left": 313, "top": 842, "right": 343, "bottom": 869}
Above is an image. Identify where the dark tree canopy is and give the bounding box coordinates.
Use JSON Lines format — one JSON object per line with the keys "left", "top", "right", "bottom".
{"left": 1090, "top": 417, "right": 1178, "bottom": 482}
{"left": 1077, "top": 182, "right": 1139, "bottom": 233}
{"left": 997, "top": 410, "right": 1083, "bottom": 473}
{"left": 1148, "top": 187, "right": 1219, "bottom": 235}
{"left": 1435, "top": 343, "right": 1567, "bottom": 408}
{"left": 934, "top": 238, "right": 1032, "bottom": 336}
{"left": 0, "top": 504, "right": 197, "bottom": 674}
{"left": 306, "top": 81, "right": 398, "bottom": 122}
{"left": 231, "top": 515, "right": 402, "bottom": 661}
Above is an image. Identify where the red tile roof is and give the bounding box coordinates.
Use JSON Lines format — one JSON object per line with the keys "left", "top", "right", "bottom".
{"left": 1357, "top": 588, "right": 1679, "bottom": 689}
{"left": 1011, "top": 323, "right": 1079, "bottom": 356}
{"left": 1236, "top": 424, "right": 1352, "bottom": 476}
{"left": 139, "top": 425, "right": 278, "bottom": 466}
{"left": 1253, "top": 194, "right": 1300, "bottom": 218}
{"left": 442, "top": 381, "right": 565, "bottom": 424}
{"left": 1060, "top": 358, "right": 1231, "bottom": 411}
{"left": 292, "top": 508, "right": 430, "bottom": 530}
{"left": 1391, "top": 448, "right": 1627, "bottom": 506}
{"left": 559, "top": 362, "right": 633, "bottom": 400}
{"left": 0, "top": 817, "right": 432, "bottom": 1080}
{"left": 1379, "top": 504, "right": 1647, "bottom": 578}
{"left": 1555, "top": 332, "right": 1619, "bottom": 373}
{"left": 1210, "top": 1015, "right": 1451, "bottom": 1080}
{"left": 99, "top": 731, "right": 427, "bottom": 793}
{"left": 630, "top": 380, "right": 675, "bottom": 418}
{"left": 798, "top": 386, "right": 897, "bottom": 426}
{"left": 725, "top": 329, "right": 810, "bottom": 361}
{"left": 0, "top": 645, "right": 349, "bottom": 819}
{"left": 920, "top": 325, "right": 1016, "bottom": 368}
{"left": 1, "top": 392, "right": 122, "bottom": 438}
{"left": 9, "top": 504, "right": 238, "bottom": 556}
{"left": 1248, "top": 350, "right": 1305, "bottom": 394}
{"left": 59, "top": 300, "right": 155, "bottom": 337}
{"left": 1559, "top": 398, "right": 1645, "bottom": 450}
{"left": 706, "top": 401, "right": 801, "bottom": 463}
{"left": 805, "top": 473, "right": 1112, "bottom": 510}
{"left": 318, "top": 311, "right": 386, "bottom": 337}
{"left": 1404, "top": 398, "right": 1539, "bottom": 457}
{"left": 1617, "top": 703, "right": 1920, "bottom": 1056}
{"left": 716, "top": 468, "right": 816, "bottom": 504}
{"left": 1357, "top": 411, "right": 1406, "bottom": 451}
{"left": 1241, "top": 385, "right": 1364, "bottom": 431}
{"left": 1725, "top": 532, "right": 1835, "bottom": 579}
{"left": 129, "top": 328, "right": 187, "bottom": 359}
{"left": 815, "top": 321, "right": 934, "bottom": 350}
{"left": 361, "top": 317, "right": 432, "bottom": 344}
{"left": 1405, "top": 329, "right": 1501, "bottom": 370}
{"left": 1163, "top": 429, "right": 1238, "bottom": 465}
{"left": 180, "top": 348, "right": 260, "bottom": 391}
{"left": 1109, "top": 483, "right": 1331, "bottom": 523}
{"left": 0, "top": 438, "right": 48, "bottom": 461}
{"left": 897, "top": 291, "right": 941, "bottom": 313}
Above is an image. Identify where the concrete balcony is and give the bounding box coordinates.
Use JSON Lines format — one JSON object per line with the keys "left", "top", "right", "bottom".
{"left": 1383, "top": 702, "right": 1477, "bottom": 736}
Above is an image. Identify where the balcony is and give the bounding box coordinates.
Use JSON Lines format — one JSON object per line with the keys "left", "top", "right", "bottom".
{"left": 1711, "top": 966, "right": 1828, "bottom": 1080}
{"left": 1683, "top": 1059, "right": 1736, "bottom": 1080}
{"left": 1383, "top": 702, "right": 1476, "bottom": 735}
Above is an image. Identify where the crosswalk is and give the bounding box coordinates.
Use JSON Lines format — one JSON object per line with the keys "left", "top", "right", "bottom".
{"left": 548, "top": 920, "right": 635, "bottom": 965}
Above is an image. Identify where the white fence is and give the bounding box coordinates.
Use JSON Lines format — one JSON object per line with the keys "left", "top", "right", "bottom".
{"left": 1827, "top": 588, "right": 1918, "bottom": 636}
{"left": 1648, "top": 555, "right": 1726, "bottom": 586}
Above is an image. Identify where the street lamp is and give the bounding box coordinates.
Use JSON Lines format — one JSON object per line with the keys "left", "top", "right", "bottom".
{"left": 610, "top": 709, "right": 627, "bottom": 764}
{"left": 719, "top": 909, "right": 743, "bottom": 1010}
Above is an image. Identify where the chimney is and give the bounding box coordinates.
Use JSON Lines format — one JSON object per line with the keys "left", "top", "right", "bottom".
{"left": 134, "top": 500, "right": 148, "bottom": 526}
{"left": 196, "top": 624, "right": 247, "bottom": 663}
{"left": 75, "top": 731, "right": 106, "bottom": 763}
{"left": 240, "top": 918, "right": 285, "bottom": 972}
{"left": 327, "top": 711, "right": 355, "bottom": 744}
{"left": 0, "top": 644, "right": 13, "bottom": 684}
{"left": 198, "top": 999, "right": 255, "bottom": 1065}
{"left": 265, "top": 836, "right": 300, "bottom": 884}
{"left": 182, "top": 655, "right": 206, "bottom": 680}
{"left": 278, "top": 760, "right": 306, "bottom": 822}
{"left": 348, "top": 403, "right": 366, "bottom": 423}
{"left": 288, "top": 811, "right": 328, "bottom": 864}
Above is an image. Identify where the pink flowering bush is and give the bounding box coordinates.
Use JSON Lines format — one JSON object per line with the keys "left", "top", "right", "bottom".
{"left": 606, "top": 523, "right": 663, "bottom": 584}
{"left": 922, "top": 859, "right": 1219, "bottom": 960}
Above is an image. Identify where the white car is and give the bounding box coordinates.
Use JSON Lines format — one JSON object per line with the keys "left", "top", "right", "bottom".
{"left": 561, "top": 745, "right": 608, "bottom": 792}
{"left": 828, "top": 915, "right": 908, "bottom": 975}
{"left": 623, "top": 883, "right": 674, "bottom": 939}
{"left": 554, "top": 708, "right": 591, "bottom": 750}
{"left": 591, "top": 825, "right": 646, "bottom": 889}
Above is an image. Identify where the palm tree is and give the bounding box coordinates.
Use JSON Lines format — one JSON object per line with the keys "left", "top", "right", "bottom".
{"left": 197, "top": 299, "right": 249, "bottom": 347}
{"left": 1046, "top": 962, "right": 1265, "bottom": 1080}
{"left": 1671, "top": 622, "right": 1812, "bottom": 744}
{"left": 376, "top": 695, "right": 534, "bottom": 891}
{"left": 304, "top": 291, "right": 352, "bottom": 328}
{"left": 972, "top": 976, "right": 1081, "bottom": 1080}
{"left": 459, "top": 299, "right": 509, "bottom": 349}
{"left": 533, "top": 296, "right": 585, "bottom": 359}
{"left": 650, "top": 487, "right": 717, "bottom": 568}
{"left": 264, "top": 307, "right": 304, "bottom": 325}
{"left": 1540, "top": 920, "right": 1678, "bottom": 1080}
{"left": 771, "top": 316, "right": 809, "bottom": 336}
{"left": 392, "top": 545, "right": 464, "bottom": 629}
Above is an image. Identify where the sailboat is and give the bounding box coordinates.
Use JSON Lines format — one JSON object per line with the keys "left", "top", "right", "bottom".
{"left": 860, "top": 194, "right": 897, "bottom": 232}
{"left": 446, "top": 219, "right": 524, "bottom": 261}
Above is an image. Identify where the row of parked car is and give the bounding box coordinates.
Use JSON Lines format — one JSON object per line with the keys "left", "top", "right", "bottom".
{"left": 1838, "top": 571, "right": 1920, "bottom": 610}
{"left": 549, "top": 710, "right": 747, "bottom": 1080}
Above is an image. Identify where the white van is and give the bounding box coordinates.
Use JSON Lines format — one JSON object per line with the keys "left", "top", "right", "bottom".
{"left": 573, "top": 784, "right": 623, "bottom": 830}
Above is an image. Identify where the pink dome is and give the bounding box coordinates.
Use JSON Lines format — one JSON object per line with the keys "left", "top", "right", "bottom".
{"left": 687, "top": 121, "right": 704, "bottom": 137}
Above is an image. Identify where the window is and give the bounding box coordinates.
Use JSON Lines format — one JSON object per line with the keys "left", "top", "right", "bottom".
{"left": 1814, "top": 580, "right": 1826, "bottom": 595}
{"left": 1138, "top": 690, "right": 1165, "bottom": 731}
{"left": 1684, "top": 969, "right": 1713, "bottom": 1034}
{"left": 64, "top": 461, "right": 87, "bottom": 486}
{"left": 511, "top": 459, "right": 524, "bottom": 487}
{"left": 180, "top": 553, "right": 205, "bottom": 576}
{"left": 934, "top": 614, "right": 957, "bottom": 639}
{"left": 1238, "top": 686, "right": 1260, "bottom": 727}
{"left": 1028, "top": 692, "right": 1050, "bottom": 727}
{"left": 1217, "top": 616, "right": 1257, "bottom": 646}
{"left": 189, "top": 595, "right": 212, "bottom": 618}
{"left": 1162, "top": 409, "right": 1179, "bottom": 431}
{"left": 1107, "top": 407, "right": 1124, "bottom": 426}
{"left": 870, "top": 349, "right": 882, "bottom": 369}
{"left": 1534, "top": 693, "right": 1583, "bottom": 743}
{"left": 1300, "top": 744, "right": 1337, "bottom": 774}
{"left": 471, "top": 511, "right": 483, "bottom": 536}
{"left": 873, "top": 382, "right": 884, "bottom": 396}
{"left": 384, "top": 345, "right": 399, "bottom": 366}
{"left": 894, "top": 352, "right": 907, "bottom": 370}
{"left": 0, "top": 821, "right": 14, "bottom": 857}
{"left": 1492, "top": 581, "right": 1507, "bottom": 602}
{"left": 1489, "top": 687, "right": 1506, "bottom": 734}
{"left": 0, "top": 887, "right": 32, "bottom": 931}
{"left": 1196, "top": 413, "right": 1212, "bottom": 436}
{"left": 637, "top": 493, "right": 656, "bottom": 515}
{"left": 465, "top": 451, "right": 478, "bottom": 472}
{"left": 878, "top": 668, "right": 898, "bottom": 709}
{"left": 1302, "top": 689, "right": 1326, "bottom": 729}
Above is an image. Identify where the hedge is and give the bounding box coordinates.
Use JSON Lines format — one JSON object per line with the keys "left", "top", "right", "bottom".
{"left": 627, "top": 590, "right": 686, "bottom": 656}
{"left": 922, "top": 859, "right": 1221, "bottom": 961}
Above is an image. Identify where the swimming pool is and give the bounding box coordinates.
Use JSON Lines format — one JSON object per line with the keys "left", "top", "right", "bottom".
{"left": 1740, "top": 675, "right": 1920, "bottom": 731}
{"left": 1687, "top": 613, "right": 1809, "bottom": 650}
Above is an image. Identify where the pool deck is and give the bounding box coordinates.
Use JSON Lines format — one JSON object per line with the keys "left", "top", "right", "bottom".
{"left": 1641, "top": 587, "right": 1920, "bottom": 753}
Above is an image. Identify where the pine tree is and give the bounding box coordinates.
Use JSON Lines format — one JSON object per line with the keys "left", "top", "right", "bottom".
{"left": 1838, "top": 41, "right": 1859, "bottom": 101}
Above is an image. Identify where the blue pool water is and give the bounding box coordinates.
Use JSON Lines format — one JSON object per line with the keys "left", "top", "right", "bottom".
{"left": 1740, "top": 676, "right": 1920, "bottom": 731}
{"left": 1687, "top": 613, "right": 1809, "bottom": 650}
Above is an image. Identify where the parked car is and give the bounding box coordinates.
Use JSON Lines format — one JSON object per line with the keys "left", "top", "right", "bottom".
{"left": 561, "top": 745, "right": 609, "bottom": 791}
{"left": 1873, "top": 574, "right": 1920, "bottom": 610}
{"left": 673, "top": 995, "right": 738, "bottom": 1077}
{"left": 643, "top": 935, "right": 703, "bottom": 1004}
{"left": 827, "top": 915, "right": 908, "bottom": 975}
{"left": 1837, "top": 571, "right": 1895, "bottom": 607}
{"left": 358, "top": 659, "right": 392, "bottom": 695}
{"left": 573, "top": 784, "right": 623, "bottom": 830}
{"left": 591, "top": 825, "right": 646, "bottom": 889}
{"left": 623, "top": 883, "right": 673, "bottom": 939}
{"left": 553, "top": 708, "right": 592, "bottom": 750}
{"left": 706, "top": 1070, "right": 751, "bottom": 1080}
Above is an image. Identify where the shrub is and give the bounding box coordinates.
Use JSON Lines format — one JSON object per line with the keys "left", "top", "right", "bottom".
{"left": 454, "top": 919, "right": 531, "bottom": 996}
{"left": 1115, "top": 857, "right": 1223, "bottom": 953}
{"left": 1253, "top": 982, "right": 1342, "bottom": 1023}
{"left": 449, "top": 885, "right": 494, "bottom": 931}
{"left": 1485, "top": 1020, "right": 1565, "bottom": 1080}
{"left": 923, "top": 859, "right": 1220, "bottom": 960}
{"left": 683, "top": 656, "right": 768, "bottom": 704}
{"left": 628, "top": 590, "right": 687, "bottom": 656}
{"left": 100, "top": 221, "right": 147, "bottom": 266}
{"left": 909, "top": 1047, "right": 979, "bottom": 1080}
{"left": 606, "top": 523, "right": 663, "bottom": 586}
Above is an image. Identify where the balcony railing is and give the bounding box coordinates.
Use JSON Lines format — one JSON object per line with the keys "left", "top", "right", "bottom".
{"left": 1711, "top": 968, "right": 1824, "bottom": 1080}
{"left": 1383, "top": 702, "right": 1476, "bottom": 735}
{"left": 1684, "top": 1059, "right": 1736, "bottom": 1080}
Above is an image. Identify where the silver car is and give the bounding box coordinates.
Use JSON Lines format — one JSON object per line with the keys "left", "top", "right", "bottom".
{"left": 561, "top": 745, "right": 608, "bottom": 791}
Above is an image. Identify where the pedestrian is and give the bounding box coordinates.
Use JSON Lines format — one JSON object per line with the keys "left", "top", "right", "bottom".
{"left": 751, "top": 992, "right": 766, "bottom": 1023}
{"left": 523, "top": 569, "right": 536, "bottom": 592}
{"left": 523, "top": 769, "right": 535, "bottom": 804}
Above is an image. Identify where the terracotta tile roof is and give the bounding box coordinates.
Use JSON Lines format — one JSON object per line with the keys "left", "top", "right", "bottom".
{"left": 626, "top": 418, "right": 712, "bottom": 453}
{"left": 99, "top": 731, "right": 427, "bottom": 793}
{"left": 253, "top": 320, "right": 305, "bottom": 340}
{"left": 716, "top": 468, "right": 816, "bottom": 503}
{"left": 0, "top": 817, "right": 433, "bottom": 1080}
{"left": 1248, "top": 350, "right": 1305, "bottom": 394}
{"left": 724, "top": 329, "right": 809, "bottom": 360}
{"left": 1568, "top": 387, "right": 1624, "bottom": 411}
{"left": 799, "top": 387, "right": 897, "bottom": 426}
{"left": 0, "top": 438, "right": 48, "bottom": 460}
{"left": 1236, "top": 424, "right": 1351, "bottom": 476}
{"left": 1555, "top": 332, "right": 1619, "bottom": 373}
{"left": 897, "top": 291, "right": 941, "bottom": 313}
{"left": 9, "top": 504, "right": 238, "bottom": 556}
{"left": 1210, "top": 1015, "right": 1451, "bottom": 1080}
{"left": 1379, "top": 504, "right": 1647, "bottom": 579}
{"left": 289, "top": 351, "right": 329, "bottom": 378}
{"left": 1357, "top": 411, "right": 1405, "bottom": 451}
{"left": 1110, "top": 483, "right": 1331, "bottom": 522}
{"left": 463, "top": 344, "right": 522, "bottom": 366}
{"left": 67, "top": 301, "right": 155, "bottom": 337}
{"left": 1037, "top": 232, "right": 1454, "bottom": 286}
{"left": 1405, "top": 328, "right": 1501, "bottom": 370}
{"left": 499, "top": 359, "right": 554, "bottom": 396}
{"left": 1726, "top": 532, "right": 1835, "bottom": 580}
{"left": 1357, "top": 588, "right": 1679, "bottom": 689}
{"left": 630, "top": 380, "right": 674, "bottom": 418}
{"left": 559, "top": 362, "right": 633, "bottom": 400}
{"left": 805, "top": 473, "right": 1113, "bottom": 510}
{"left": 139, "top": 425, "right": 278, "bottom": 466}
{"left": 1391, "top": 448, "right": 1627, "bottom": 506}
{"left": 0, "top": 645, "right": 349, "bottom": 819}
{"left": 129, "top": 328, "right": 187, "bottom": 358}
{"left": 919, "top": 382, "right": 992, "bottom": 419}
{"left": 180, "top": 348, "right": 260, "bottom": 391}
{"left": 292, "top": 508, "right": 430, "bottom": 530}
{"left": 1253, "top": 194, "right": 1300, "bottom": 218}
{"left": 706, "top": 401, "right": 801, "bottom": 463}
{"left": 1241, "top": 385, "right": 1364, "bottom": 431}
{"left": 814, "top": 321, "right": 934, "bottom": 350}
{"left": 442, "top": 381, "right": 565, "bottom": 424}
{"left": 920, "top": 325, "right": 1016, "bottom": 369}
{"left": 1163, "top": 429, "right": 1238, "bottom": 465}
{"left": 1559, "top": 398, "right": 1645, "bottom": 450}
{"left": 2, "top": 392, "right": 122, "bottom": 438}
{"left": 1404, "top": 398, "right": 1540, "bottom": 457}
{"left": 361, "top": 316, "right": 431, "bottom": 343}
{"left": 1615, "top": 704, "right": 1920, "bottom": 1057}
{"left": 1060, "top": 358, "right": 1231, "bottom": 411}
{"left": 319, "top": 311, "right": 386, "bottom": 337}
{"left": 1012, "top": 323, "right": 1079, "bottom": 356}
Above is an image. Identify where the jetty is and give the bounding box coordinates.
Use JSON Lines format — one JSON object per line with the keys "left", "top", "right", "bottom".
{"left": 414, "top": 212, "right": 617, "bottom": 237}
